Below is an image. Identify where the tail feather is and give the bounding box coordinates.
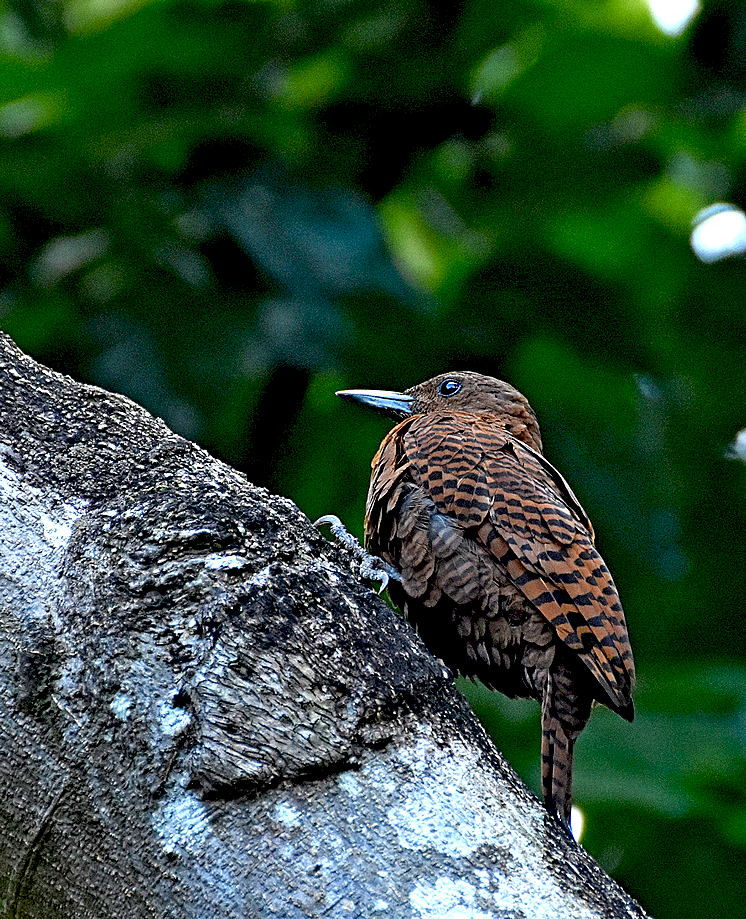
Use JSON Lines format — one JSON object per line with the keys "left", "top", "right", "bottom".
{"left": 541, "top": 708, "right": 574, "bottom": 832}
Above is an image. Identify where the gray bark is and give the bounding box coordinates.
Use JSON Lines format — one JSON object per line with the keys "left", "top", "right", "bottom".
{"left": 0, "top": 333, "right": 649, "bottom": 919}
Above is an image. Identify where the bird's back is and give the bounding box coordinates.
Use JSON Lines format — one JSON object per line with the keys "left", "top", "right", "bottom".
{"left": 365, "top": 410, "right": 635, "bottom": 717}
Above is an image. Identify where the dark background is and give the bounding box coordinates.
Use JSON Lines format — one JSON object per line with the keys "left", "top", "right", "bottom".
{"left": 2, "top": 1, "right": 746, "bottom": 915}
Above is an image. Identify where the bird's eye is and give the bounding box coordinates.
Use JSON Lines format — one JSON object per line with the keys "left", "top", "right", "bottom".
{"left": 438, "top": 379, "right": 462, "bottom": 397}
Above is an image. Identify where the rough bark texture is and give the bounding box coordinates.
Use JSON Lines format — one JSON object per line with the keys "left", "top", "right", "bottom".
{"left": 0, "top": 333, "right": 650, "bottom": 919}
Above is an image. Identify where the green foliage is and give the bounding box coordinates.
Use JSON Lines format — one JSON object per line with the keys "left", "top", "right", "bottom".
{"left": 3, "top": 0, "right": 746, "bottom": 915}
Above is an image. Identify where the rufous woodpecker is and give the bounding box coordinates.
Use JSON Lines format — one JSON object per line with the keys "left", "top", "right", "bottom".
{"left": 335, "top": 371, "right": 635, "bottom": 830}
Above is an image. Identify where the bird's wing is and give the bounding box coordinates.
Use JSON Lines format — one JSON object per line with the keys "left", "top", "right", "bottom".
{"left": 368, "top": 412, "right": 634, "bottom": 713}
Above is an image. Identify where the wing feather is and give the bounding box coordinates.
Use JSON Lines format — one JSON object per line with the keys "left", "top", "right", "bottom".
{"left": 369, "top": 412, "right": 634, "bottom": 712}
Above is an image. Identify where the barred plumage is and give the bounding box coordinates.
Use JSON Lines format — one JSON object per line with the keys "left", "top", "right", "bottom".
{"left": 339, "top": 371, "right": 634, "bottom": 830}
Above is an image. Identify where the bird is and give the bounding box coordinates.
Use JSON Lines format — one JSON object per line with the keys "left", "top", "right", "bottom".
{"left": 334, "top": 370, "right": 635, "bottom": 831}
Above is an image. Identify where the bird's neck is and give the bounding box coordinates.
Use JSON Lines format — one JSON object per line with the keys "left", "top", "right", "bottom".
{"left": 387, "top": 409, "right": 543, "bottom": 454}
{"left": 481, "top": 410, "right": 543, "bottom": 453}
{"left": 506, "top": 418, "right": 543, "bottom": 452}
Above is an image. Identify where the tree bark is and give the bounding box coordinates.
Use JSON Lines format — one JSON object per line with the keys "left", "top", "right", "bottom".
{"left": 0, "top": 333, "right": 649, "bottom": 919}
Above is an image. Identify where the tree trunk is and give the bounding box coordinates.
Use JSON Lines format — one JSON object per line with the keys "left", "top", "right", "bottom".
{"left": 0, "top": 333, "right": 649, "bottom": 919}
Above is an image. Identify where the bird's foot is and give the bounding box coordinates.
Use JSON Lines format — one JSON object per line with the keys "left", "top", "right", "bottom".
{"left": 315, "top": 515, "right": 401, "bottom": 594}
{"left": 358, "top": 554, "right": 402, "bottom": 594}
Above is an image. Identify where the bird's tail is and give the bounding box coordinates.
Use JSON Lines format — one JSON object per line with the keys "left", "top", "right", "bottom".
{"left": 541, "top": 707, "right": 575, "bottom": 832}
{"left": 541, "top": 658, "right": 594, "bottom": 832}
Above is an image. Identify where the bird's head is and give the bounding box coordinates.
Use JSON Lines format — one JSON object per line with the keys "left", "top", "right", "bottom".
{"left": 337, "top": 371, "right": 543, "bottom": 451}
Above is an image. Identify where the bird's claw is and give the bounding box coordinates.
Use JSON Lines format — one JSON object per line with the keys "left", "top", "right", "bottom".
{"left": 359, "top": 555, "right": 401, "bottom": 594}
{"left": 315, "top": 514, "right": 401, "bottom": 593}
{"left": 314, "top": 515, "right": 360, "bottom": 552}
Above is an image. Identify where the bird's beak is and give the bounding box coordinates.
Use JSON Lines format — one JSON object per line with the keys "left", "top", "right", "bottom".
{"left": 336, "top": 388, "right": 415, "bottom": 419}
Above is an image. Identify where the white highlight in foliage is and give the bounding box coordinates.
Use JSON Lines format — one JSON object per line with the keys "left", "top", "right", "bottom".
{"left": 647, "top": 0, "right": 700, "bottom": 36}
{"left": 571, "top": 804, "right": 586, "bottom": 842}
{"left": 0, "top": 96, "right": 49, "bottom": 137}
{"left": 726, "top": 429, "right": 746, "bottom": 462}
{"left": 32, "top": 229, "right": 109, "bottom": 287}
{"left": 691, "top": 204, "right": 746, "bottom": 262}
